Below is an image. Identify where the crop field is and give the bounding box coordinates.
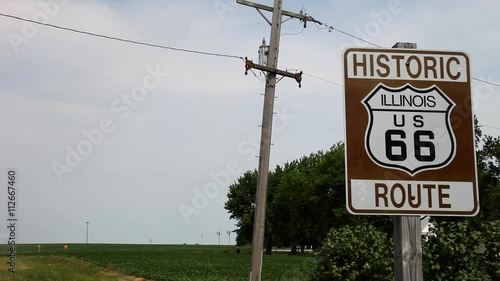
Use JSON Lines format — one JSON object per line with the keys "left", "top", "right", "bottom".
{"left": 0, "top": 244, "right": 316, "bottom": 281}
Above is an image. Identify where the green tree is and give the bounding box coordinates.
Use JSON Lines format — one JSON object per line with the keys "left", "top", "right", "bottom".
{"left": 224, "top": 168, "right": 277, "bottom": 251}
{"left": 225, "top": 143, "right": 350, "bottom": 252}
{"left": 225, "top": 170, "right": 257, "bottom": 246}
{"left": 422, "top": 219, "right": 500, "bottom": 280}
{"left": 312, "top": 223, "right": 394, "bottom": 281}
{"left": 225, "top": 142, "right": 392, "bottom": 252}
{"left": 422, "top": 122, "right": 500, "bottom": 280}
{"left": 476, "top": 123, "right": 500, "bottom": 220}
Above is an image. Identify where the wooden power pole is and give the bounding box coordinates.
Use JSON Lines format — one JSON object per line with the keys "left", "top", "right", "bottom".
{"left": 392, "top": 42, "right": 424, "bottom": 281}
{"left": 236, "top": 0, "right": 321, "bottom": 280}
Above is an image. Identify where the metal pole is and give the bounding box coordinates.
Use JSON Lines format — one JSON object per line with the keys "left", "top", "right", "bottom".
{"left": 217, "top": 232, "right": 221, "bottom": 246}
{"left": 85, "top": 221, "right": 89, "bottom": 244}
{"left": 392, "top": 42, "right": 423, "bottom": 281}
{"left": 227, "top": 231, "right": 231, "bottom": 245}
{"left": 250, "top": 1, "right": 283, "bottom": 280}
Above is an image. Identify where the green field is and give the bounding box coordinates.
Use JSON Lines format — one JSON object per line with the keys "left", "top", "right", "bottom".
{"left": 0, "top": 244, "right": 316, "bottom": 281}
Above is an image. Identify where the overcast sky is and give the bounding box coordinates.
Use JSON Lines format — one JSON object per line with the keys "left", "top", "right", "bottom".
{"left": 1, "top": 0, "right": 499, "bottom": 245}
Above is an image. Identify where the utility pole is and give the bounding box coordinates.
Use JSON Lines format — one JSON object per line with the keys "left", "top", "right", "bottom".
{"left": 217, "top": 232, "right": 221, "bottom": 246}
{"left": 85, "top": 221, "right": 89, "bottom": 244}
{"left": 392, "top": 42, "right": 423, "bottom": 281}
{"left": 237, "top": 1, "right": 321, "bottom": 280}
{"left": 227, "top": 231, "right": 231, "bottom": 245}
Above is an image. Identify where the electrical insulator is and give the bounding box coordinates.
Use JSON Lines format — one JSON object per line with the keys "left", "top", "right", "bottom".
{"left": 258, "top": 37, "right": 269, "bottom": 66}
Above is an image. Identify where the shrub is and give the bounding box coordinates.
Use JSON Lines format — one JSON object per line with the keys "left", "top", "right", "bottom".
{"left": 312, "top": 223, "right": 393, "bottom": 281}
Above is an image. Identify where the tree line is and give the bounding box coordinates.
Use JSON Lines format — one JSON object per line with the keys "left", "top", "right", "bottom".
{"left": 225, "top": 141, "right": 392, "bottom": 253}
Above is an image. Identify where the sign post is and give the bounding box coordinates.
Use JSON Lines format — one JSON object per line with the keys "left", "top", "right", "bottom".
{"left": 343, "top": 43, "right": 479, "bottom": 280}
{"left": 390, "top": 42, "right": 421, "bottom": 281}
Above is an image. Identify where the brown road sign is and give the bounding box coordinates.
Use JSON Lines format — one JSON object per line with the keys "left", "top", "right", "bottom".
{"left": 343, "top": 47, "right": 479, "bottom": 216}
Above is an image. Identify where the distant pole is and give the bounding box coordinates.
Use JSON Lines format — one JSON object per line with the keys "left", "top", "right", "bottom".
{"left": 392, "top": 42, "right": 424, "bottom": 281}
{"left": 201, "top": 235, "right": 203, "bottom": 245}
{"left": 217, "top": 232, "right": 221, "bottom": 246}
{"left": 227, "top": 231, "right": 231, "bottom": 245}
{"left": 85, "top": 222, "right": 89, "bottom": 244}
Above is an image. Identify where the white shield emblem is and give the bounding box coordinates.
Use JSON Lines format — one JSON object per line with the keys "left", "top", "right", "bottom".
{"left": 363, "top": 83, "right": 456, "bottom": 176}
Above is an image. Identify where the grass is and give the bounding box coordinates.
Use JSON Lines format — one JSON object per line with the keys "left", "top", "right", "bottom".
{"left": 0, "top": 255, "right": 142, "bottom": 281}
{"left": 0, "top": 244, "right": 316, "bottom": 281}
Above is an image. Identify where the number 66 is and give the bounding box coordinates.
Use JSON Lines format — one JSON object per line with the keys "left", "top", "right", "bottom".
{"left": 385, "top": 129, "right": 435, "bottom": 162}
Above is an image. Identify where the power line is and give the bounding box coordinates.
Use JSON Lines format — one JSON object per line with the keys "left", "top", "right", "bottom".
{"left": 481, "top": 124, "right": 500, "bottom": 130}
{"left": 0, "top": 12, "right": 244, "bottom": 61}
{"left": 314, "top": 22, "right": 382, "bottom": 48}
{"left": 330, "top": 26, "right": 383, "bottom": 48}
{"left": 280, "top": 5, "right": 306, "bottom": 37}
{"left": 303, "top": 73, "right": 343, "bottom": 87}
{"left": 472, "top": 77, "right": 500, "bottom": 88}
{"left": 311, "top": 17, "right": 500, "bottom": 89}
{"left": 249, "top": 68, "right": 266, "bottom": 83}
{"left": 281, "top": 27, "right": 305, "bottom": 36}
{"left": 2, "top": 12, "right": 499, "bottom": 90}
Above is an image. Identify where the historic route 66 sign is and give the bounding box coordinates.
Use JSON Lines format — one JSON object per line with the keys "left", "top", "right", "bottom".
{"left": 363, "top": 84, "right": 456, "bottom": 175}
{"left": 343, "top": 48, "right": 479, "bottom": 216}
